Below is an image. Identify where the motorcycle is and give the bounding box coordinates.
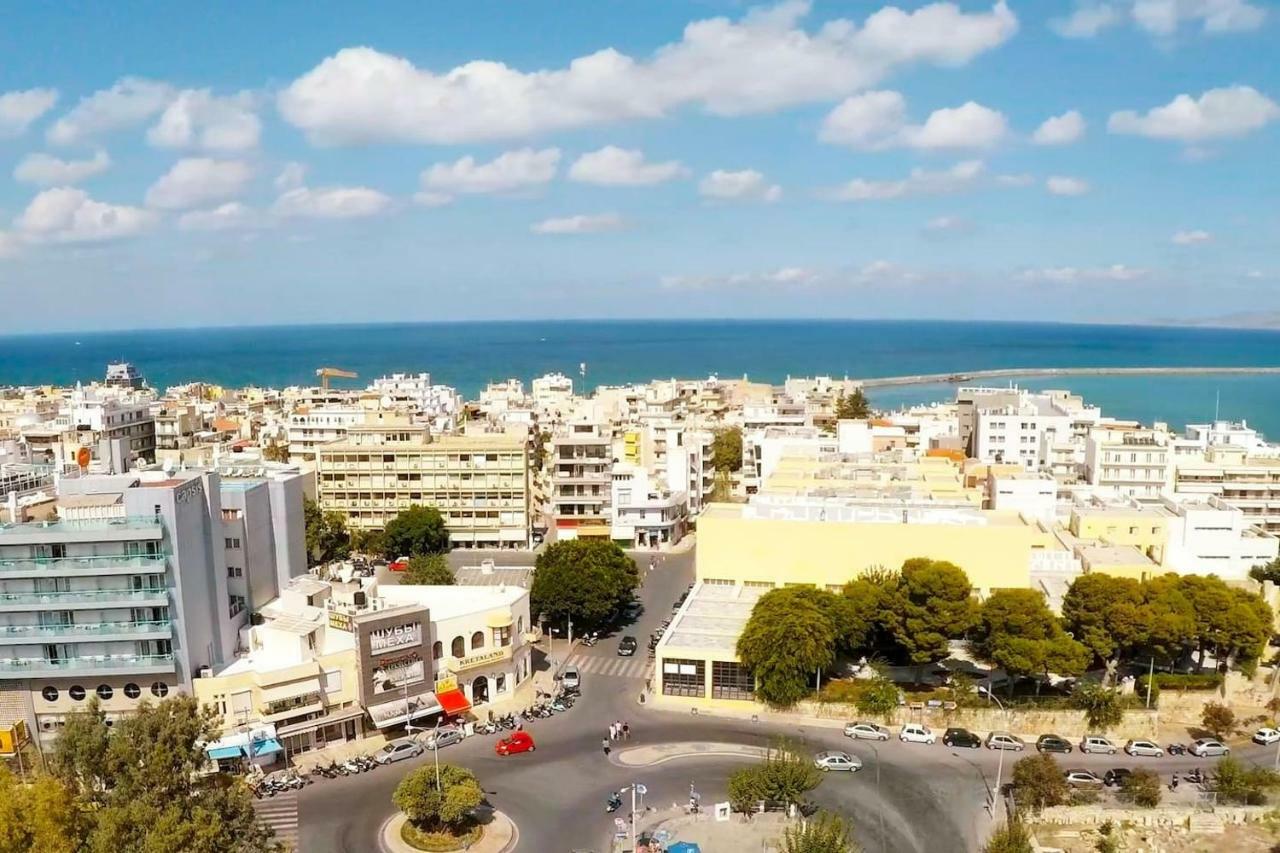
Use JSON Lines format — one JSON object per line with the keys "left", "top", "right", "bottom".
{"left": 606, "top": 793, "right": 623, "bottom": 813}
{"left": 583, "top": 632, "right": 599, "bottom": 647}
{"left": 1167, "top": 743, "right": 1187, "bottom": 756}
{"left": 551, "top": 699, "right": 570, "bottom": 713}
{"left": 1186, "top": 768, "right": 1206, "bottom": 785}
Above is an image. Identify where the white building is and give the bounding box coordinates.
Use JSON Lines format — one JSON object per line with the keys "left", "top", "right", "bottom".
{"left": 1085, "top": 425, "right": 1172, "bottom": 498}
{"left": 287, "top": 406, "right": 366, "bottom": 460}
{"left": 550, "top": 422, "right": 613, "bottom": 541}
{"left": 742, "top": 427, "right": 837, "bottom": 495}
{"left": 611, "top": 464, "right": 688, "bottom": 548}
{"left": 988, "top": 471, "right": 1057, "bottom": 524}
{"left": 971, "top": 390, "right": 1103, "bottom": 472}
{"left": 532, "top": 373, "right": 574, "bottom": 416}
{"left": 368, "top": 373, "right": 463, "bottom": 434}
{"left": 1161, "top": 496, "right": 1279, "bottom": 580}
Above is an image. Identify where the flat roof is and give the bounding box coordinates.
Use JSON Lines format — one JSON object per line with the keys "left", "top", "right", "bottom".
{"left": 378, "top": 582, "right": 527, "bottom": 621}
{"left": 455, "top": 565, "right": 532, "bottom": 588}
{"left": 1078, "top": 544, "right": 1155, "bottom": 566}
{"left": 658, "top": 582, "right": 765, "bottom": 655}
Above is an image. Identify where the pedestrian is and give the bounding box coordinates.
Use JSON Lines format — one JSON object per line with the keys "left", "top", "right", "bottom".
{"left": 602, "top": 738, "right": 611, "bottom": 756}
{"left": 1171, "top": 772, "right": 1179, "bottom": 791}
{"left": 608, "top": 723, "right": 616, "bottom": 741}
{"left": 623, "top": 721, "right": 630, "bottom": 740}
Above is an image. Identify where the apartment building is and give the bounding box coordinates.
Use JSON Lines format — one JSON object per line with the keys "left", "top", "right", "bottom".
{"left": 368, "top": 373, "right": 462, "bottom": 433}
{"left": 742, "top": 426, "right": 836, "bottom": 495}
{"left": 1175, "top": 446, "right": 1280, "bottom": 533}
{"left": 153, "top": 403, "right": 202, "bottom": 452}
{"left": 550, "top": 423, "right": 613, "bottom": 540}
{"left": 315, "top": 420, "right": 531, "bottom": 548}
{"left": 1085, "top": 426, "right": 1172, "bottom": 497}
{"left": 287, "top": 406, "right": 366, "bottom": 460}
{"left": 65, "top": 389, "right": 157, "bottom": 463}
{"left": 971, "top": 390, "right": 1102, "bottom": 472}
{"left": 610, "top": 464, "right": 688, "bottom": 548}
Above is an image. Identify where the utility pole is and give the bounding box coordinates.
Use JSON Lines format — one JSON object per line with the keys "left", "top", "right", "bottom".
{"left": 1145, "top": 656, "right": 1155, "bottom": 709}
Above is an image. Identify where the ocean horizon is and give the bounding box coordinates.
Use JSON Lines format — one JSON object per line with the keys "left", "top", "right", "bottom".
{"left": 4, "top": 318, "right": 1280, "bottom": 438}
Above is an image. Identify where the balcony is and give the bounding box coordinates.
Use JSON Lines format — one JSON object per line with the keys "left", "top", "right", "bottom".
{"left": 0, "top": 588, "right": 169, "bottom": 611}
{"left": 0, "top": 516, "right": 163, "bottom": 541}
{"left": 447, "top": 644, "right": 512, "bottom": 673}
{"left": 261, "top": 693, "right": 326, "bottom": 723}
{"left": 0, "top": 553, "right": 167, "bottom": 578}
{"left": 0, "top": 653, "right": 175, "bottom": 679}
{"left": 0, "top": 619, "right": 172, "bottom": 645}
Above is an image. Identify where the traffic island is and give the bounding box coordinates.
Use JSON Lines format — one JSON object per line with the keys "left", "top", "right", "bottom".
{"left": 380, "top": 811, "right": 517, "bottom": 853}
{"left": 613, "top": 741, "right": 768, "bottom": 767}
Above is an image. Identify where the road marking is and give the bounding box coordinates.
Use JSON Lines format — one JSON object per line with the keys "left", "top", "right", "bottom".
{"left": 567, "top": 653, "right": 649, "bottom": 680}
{"left": 253, "top": 789, "right": 299, "bottom": 849}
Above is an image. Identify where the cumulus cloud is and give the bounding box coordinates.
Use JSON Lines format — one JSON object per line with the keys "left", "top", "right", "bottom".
{"left": 145, "top": 158, "right": 254, "bottom": 210}
{"left": 177, "top": 202, "right": 265, "bottom": 232}
{"left": 0, "top": 88, "right": 59, "bottom": 138}
{"left": 1033, "top": 110, "right": 1086, "bottom": 145}
{"left": 1017, "top": 264, "right": 1149, "bottom": 283}
{"left": 531, "top": 212, "right": 625, "bottom": 234}
{"left": 1050, "top": 3, "right": 1122, "bottom": 36}
{"left": 820, "top": 91, "right": 1006, "bottom": 150}
{"left": 698, "top": 169, "right": 782, "bottom": 202}
{"left": 274, "top": 162, "right": 307, "bottom": 192}
{"left": 419, "top": 148, "right": 560, "bottom": 201}
{"left": 822, "top": 159, "right": 987, "bottom": 201}
{"left": 14, "top": 187, "right": 157, "bottom": 244}
{"left": 1046, "top": 176, "right": 1091, "bottom": 196}
{"left": 146, "top": 89, "right": 261, "bottom": 152}
{"left": 278, "top": 2, "right": 1018, "bottom": 145}
{"left": 1172, "top": 228, "right": 1212, "bottom": 245}
{"left": 569, "top": 146, "right": 687, "bottom": 186}
{"left": 1108, "top": 85, "right": 1279, "bottom": 142}
{"left": 1051, "top": 1, "right": 1265, "bottom": 38}
{"left": 47, "top": 78, "right": 175, "bottom": 145}
{"left": 13, "top": 150, "right": 111, "bottom": 186}
{"left": 271, "top": 186, "right": 393, "bottom": 219}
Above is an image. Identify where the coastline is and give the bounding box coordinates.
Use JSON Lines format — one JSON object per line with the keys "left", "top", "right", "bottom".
{"left": 858, "top": 366, "right": 1280, "bottom": 388}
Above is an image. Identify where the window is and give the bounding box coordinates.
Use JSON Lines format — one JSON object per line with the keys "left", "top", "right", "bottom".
{"left": 224, "top": 537, "right": 241, "bottom": 549}
{"left": 712, "top": 661, "right": 754, "bottom": 700}
{"left": 69, "top": 685, "right": 86, "bottom": 702}
{"left": 661, "top": 659, "right": 705, "bottom": 698}
{"left": 41, "top": 686, "right": 58, "bottom": 702}
{"left": 228, "top": 594, "right": 245, "bottom": 618}
{"left": 124, "top": 683, "right": 141, "bottom": 699}
{"left": 517, "top": 616, "right": 523, "bottom": 635}
{"left": 96, "top": 684, "right": 113, "bottom": 700}
{"left": 471, "top": 631, "right": 485, "bottom": 650}
{"left": 227, "top": 566, "right": 242, "bottom": 578}
{"left": 451, "top": 636, "right": 465, "bottom": 658}
{"left": 151, "top": 682, "right": 168, "bottom": 697}
{"left": 433, "top": 641, "right": 443, "bottom": 660}
{"left": 496, "top": 674, "right": 507, "bottom": 694}
{"left": 494, "top": 625, "right": 511, "bottom": 647}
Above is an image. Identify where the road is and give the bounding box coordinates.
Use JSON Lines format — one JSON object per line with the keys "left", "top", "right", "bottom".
{"left": 298, "top": 548, "right": 1280, "bottom": 852}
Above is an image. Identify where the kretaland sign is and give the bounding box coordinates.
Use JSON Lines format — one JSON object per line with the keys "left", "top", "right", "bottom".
{"left": 453, "top": 647, "right": 508, "bottom": 670}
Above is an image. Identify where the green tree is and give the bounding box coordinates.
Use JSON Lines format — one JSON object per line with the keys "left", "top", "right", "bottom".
{"left": 392, "top": 764, "right": 484, "bottom": 832}
{"left": 972, "top": 589, "right": 1089, "bottom": 694}
{"left": 712, "top": 426, "right": 744, "bottom": 473}
{"left": 1250, "top": 557, "right": 1280, "bottom": 592}
{"left": 983, "top": 819, "right": 1033, "bottom": 853}
{"left": 854, "top": 676, "right": 900, "bottom": 720}
{"left": 531, "top": 430, "right": 550, "bottom": 471}
{"left": 350, "top": 527, "right": 386, "bottom": 556}
{"left": 304, "top": 496, "right": 351, "bottom": 567}
{"left": 726, "top": 739, "right": 823, "bottom": 812}
{"left": 1070, "top": 681, "right": 1125, "bottom": 731}
{"left": 710, "top": 469, "right": 734, "bottom": 503}
{"left": 885, "top": 558, "right": 978, "bottom": 684}
{"left": 1117, "top": 769, "right": 1161, "bottom": 808}
{"left": 382, "top": 504, "right": 450, "bottom": 557}
{"left": 737, "top": 588, "right": 837, "bottom": 707}
{"left": 1010, "top": 753, "right": 1069, "bottom": 813}
{"left": 1201, "top": 701, "right": 1236, "bottom": 738}
{"left": 402, "top": 553, "right": 454, "bottom": 585}
{"left": 1061, "top": 573, "right": 1147, "bottom": 683}
{"left": 1213, "top": 756, "right": 1280, "bottom": 805}
{"left": 835, "top": 389, "right": 872, "bottom": 420}
{"left": 841, "top": 569, "right": 898, "bottom": 652}
{"left": 530, "top": 539, "right": 637, "bottom": 631}
{"left": 1135, "top": 574, "right": 1197, "bottom": 666}
{"left": 0, "top": 766, "right": 84, "bottom": 853}
{"left": 50, "top": 696, "right": 278, "bottom": 853}
{"left": 783, "top": 811, "right": 860, "bottom": 853}
{"left": 1176, "top": 575, "right": 1272, "bottom": 670}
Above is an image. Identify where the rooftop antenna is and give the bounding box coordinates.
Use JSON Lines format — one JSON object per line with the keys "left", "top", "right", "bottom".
{"left": 1214, "top": 389, "right": 1220, "bottom": 423}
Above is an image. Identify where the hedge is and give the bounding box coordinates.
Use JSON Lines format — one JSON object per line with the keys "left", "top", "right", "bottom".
{"left": 1135, "top": 673, "right": 1223, "bottom": 704}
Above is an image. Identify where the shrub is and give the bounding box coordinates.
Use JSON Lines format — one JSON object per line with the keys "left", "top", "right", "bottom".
{"left": 392, "top": 765, "right": 483, "bottom": 832}
{"left": 1214, "top": 756, "right": 1280, "bottom": 805}
{"left": 1201, "top": 702, "right": 1236, "bottom": 738}
{"left": 1010, "top": 754, "right": 1068, "bottom": 813}
{"left": 727, "top": 739, "right": 822, "bottom": 813}
{"left": 1071, "top": 682, "right": 1124, "bottom": 730}
{"left": 854, "top": 677, "right": 900, "bottom": 720}
{"left": 983, "top": 819, "right": 1032, "bottom": 853}
{"left": 1135, "top": 672, "right": 1223, "bottom": 704}
{"left": 1117, "top": 769, "right": 1161, "bottom": 808}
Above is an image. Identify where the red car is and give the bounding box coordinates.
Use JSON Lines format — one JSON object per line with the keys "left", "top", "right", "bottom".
{"left": 388, "top": 557, "right": 410, "bottom": 572}
{"left": 495, "top": 731, "right": 535, "bottom": 756}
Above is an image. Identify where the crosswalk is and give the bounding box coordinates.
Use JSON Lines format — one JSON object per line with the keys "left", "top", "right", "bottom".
{"left": 567, "top": 653, "right": 653, "bottom": 681}
{"left": 253, "top": 789, "right": 299, "bottom": 851}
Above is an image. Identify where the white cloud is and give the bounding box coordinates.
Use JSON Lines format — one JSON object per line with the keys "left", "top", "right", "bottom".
{"left": 1050, "top": 3, "right": 1123, "bottom": 37}
{"left": 569, "top": 146, "right": 687, "bottom": 186}
{"left": 278, "top": 2, "right": 1018, "bottom": 145}
{"left": 47, "top": 78, "right": 175, "bottom": 145}
{"left": 274, "top": 162, "right": 308, "bottom": 192}
{"left": 0, "top": 88, "right": 59, "bottom": 138}
{"left": 995, "top": 173, "right": 1035, "bottom": 187}
{"left": 1172, "top": 228, "right": 1212, "bottom": 245}
{"left": 145, "top": 158, "right": 254, "bottom": 210}
{"left": 13, "top": 150, "right": 111, "bottom": 186}
{"left": 419, "top": 148, "right": 560, "bottom": 200}
{"left": 531, "top": 212, "right": 625, "bottom": 234}
{"left": 272, "top": 186, "right": 393, "bottom": 219}
{"left": 1131, "top": 0, "right": 1266, "bottom": 36}
{"left": 820, "top": 91, "right": 1006, "bottom": 150}
{"left": 14, "top": 187, "right": 157, "bottom": 244}
{"left": 1017, "top": 264, "right": 1149, "bottom": 283}
{"left": 177, "top": 202, "right": 265, "bottom": 232}
{"left": 1109, "top": 85, "right": 1279, "bottom": 142}
{"left": 698, "top": 169, "right": 782, "bottom": 202}
{"left": 1046, "top": 175, "right": 1091, "bottom": 196}
{"left": 1032, "top": 110, "right": 1086, "bottom": 145}
{"left": 146, "top": 89, "right": 261, "bottom": 152}
{"left": 822, "top": 159, "right": 986, "bottom": 201}
{"left": 662, "top": 260, "right": 921, "bottom": 290}
{"left": 922, "top": 215, "right": 975, "bottom": 236}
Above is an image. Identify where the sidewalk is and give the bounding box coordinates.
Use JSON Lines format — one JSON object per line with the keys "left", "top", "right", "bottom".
{"left": 381, "top": 810, "right": 516, "bottom": 853}
{"left": 291, "top": 733, "right": 391, "bottom": 773}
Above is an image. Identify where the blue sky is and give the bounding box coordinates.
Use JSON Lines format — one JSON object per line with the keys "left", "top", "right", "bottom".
{"left": 0, "top": 0, "right": 1276, "bottom": 333}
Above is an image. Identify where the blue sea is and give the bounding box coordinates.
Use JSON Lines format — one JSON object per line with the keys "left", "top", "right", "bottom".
{"left": 3, "top": 319, "right": 1280, "bottom": 438}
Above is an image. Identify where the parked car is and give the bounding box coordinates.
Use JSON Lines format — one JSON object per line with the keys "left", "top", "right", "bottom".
{"left": 621, "top": 601, "right": 643, "bottom": 621}
{"left": 1064, "top": 769, "right": 1104, "bottom": 788}
{"left": 985, "top": 732, "right": 1025, "bottom": 752}
{"left": 899, "top": 724, "right": 936, "bottom": 745}
{"left": 618, "top": 636, "right": 638, "bottom": 657}
{"left": 1189, "top": 738, "right": 1230, "bottom": 757}
{"left": 813, "top": 751, "right": 862, "bottom": 772}
{"left": 1103, "top": 768, "right": 1133, "bottom": 788}
{"left": 376, "top": 738, "right": 423, "bottom": 764}
{"left": 561, "top": 666, "right": 581, "bottom": 690}
{"left": 496, "top": 731, "right": 536, "bottom": 756}
{"left": 1254, "top": 728, "right": 1280, "bottom": 745}
{"left": 845, "top": 721, "right": 891, "bottom": 741}
{"left": 388, "top": 556, "right": 410, "bottom": 572}
{"left": 1080, "top": 735, "right": 1117, "bottom": 755}
{"left": 425, "top": 726, "right": 464, "bottom": 750}
{"left": 1124, "top": 739, "right": 1164, "bottom": 758}
{"left": 942, "top": 728, "right": 982, "bottom": 749}
{"left": 1036, "top": 734, "right": 1073, "bottom": 754}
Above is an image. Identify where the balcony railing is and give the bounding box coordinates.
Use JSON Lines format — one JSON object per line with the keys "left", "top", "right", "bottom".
{"left": 0, "top": 619, "right": 172, "bottom": 639}
{"left": 0, "top": 653, "right": 175, "bottom": 674}
{"left": 0, "top": 516, "right": 163, "bottom": 537}
{"left": 0, "top": 554, "right": 167, "bottom": 573}
{"left": 0, "top": 588, "right": 168, "bottom": 606}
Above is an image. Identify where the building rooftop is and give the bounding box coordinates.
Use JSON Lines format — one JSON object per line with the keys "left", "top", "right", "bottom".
{"left": 455, "top": 564, "right": 532, "bottom": 588}
{"left": 1078, "top": 544, "right": 1156, "bottom": 567}
{"left": 377, "top": 581, "right": 528, "bottom": 622}
{"left": 0, "top": 515, "right": 161, "bottom": 537}
{"left": 660, "top": 582, "right": 765, "bottom": 654}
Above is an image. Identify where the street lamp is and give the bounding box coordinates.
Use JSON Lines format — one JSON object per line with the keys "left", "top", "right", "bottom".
{"left": 869, "top": 743, "right": 885, "bottom": 853}
{"left": 619, "top": 781, "right": 647, "bottom": 851}
{"left": 980, "top": 686, "right": 1010, "bottom": 816}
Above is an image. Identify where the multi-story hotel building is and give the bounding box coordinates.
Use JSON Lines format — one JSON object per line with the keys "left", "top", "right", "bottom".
{"left": 550, "top": 423, "right": 613, "bottom": 540}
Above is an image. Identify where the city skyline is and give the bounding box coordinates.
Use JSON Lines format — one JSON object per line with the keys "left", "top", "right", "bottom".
{"left": 0, "top": 1, "right": 1277, "bottom": 333}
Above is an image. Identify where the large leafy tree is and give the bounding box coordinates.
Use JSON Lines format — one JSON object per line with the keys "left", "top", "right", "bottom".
{"left": 382, "top": 504, "right": 450, "bottom": 557}
{"left": 737, "top": 588, "right": 837, "bottom": 707}
{"left": 840, "top": 569, "right": 898, "bottom": 652}
{"left": 1009, "top": 753, "right": 1069, "bottom": 813}
{"left": 1134, "top": 574, "right": 1197, "bottom": 665}
{"left": 1177, "top": 575, "right": 1273, "bottom": 669}
{"left": 402, "top": 553, "right": 455, "bottom": 585}
{"left": 782, "top": 811, "right": 860, "bottom": 853}
{"left": 835, "top": 389, "right": 872, "bottom": 420}
{"left": 726, "top": 739, "right": 824, "bottom": 812}
{"left": 885, "top": 558, "right": 978, "bottom": 683}
{"left": 393, "top": 764, "right": 484, "bottom": 832}
{"left": 1061, "top": 573, "right": 1147, "bottom": 682}
{"left": 0, "top": 766, "right": 84, "bottom": 853}
{"left": 972, "top": 589, "right": 1089, "bottom": 693}
{"left": 712, "top": 426, "right": 743, "bottom": 473}
{"left": 303, "top": 496, "right": 351, "bottom": 567}
{"left": 530, "top": 539, "right": 637, "bottom": 631}
{"left": 49, "top": 696, "right": 278, "bottom": 853}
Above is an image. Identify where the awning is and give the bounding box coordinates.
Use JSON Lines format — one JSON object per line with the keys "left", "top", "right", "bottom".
{"left": 485, "top": 610, "right": 513, "bottom": 629}
{"left": 259, "top": 678, "right": 322, "bottom": 704}
{"left": 437, "top": 688, "right": 471, "bottom": 716}
{"left": 207, "top": 745, "right": 244, "bottom": 761}
{"left": 369, "top": 693, "right": 443, "bottom": 729}
{"left": 249, "top": 738, "right": 284, "bottom": 758}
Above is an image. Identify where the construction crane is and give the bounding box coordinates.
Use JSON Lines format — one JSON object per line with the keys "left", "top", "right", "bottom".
{"left": 316, "top": 367, "right": 357, "bottom": 390}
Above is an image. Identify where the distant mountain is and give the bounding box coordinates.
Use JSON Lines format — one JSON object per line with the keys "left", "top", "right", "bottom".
{"left": 1154, "top": 312, "right": 1280, "bottom": 330}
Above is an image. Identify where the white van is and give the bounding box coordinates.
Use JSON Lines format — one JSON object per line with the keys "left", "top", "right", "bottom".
{"left": 1080, "top": 735, "right": 1117, "bottom": 755}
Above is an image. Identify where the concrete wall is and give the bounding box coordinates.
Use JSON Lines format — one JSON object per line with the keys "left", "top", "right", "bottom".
{"left": 795, "top": 701, "right": 1160, "bottom": 741}
{"left": 268, "top": 476, "right": 307, "bottom": 592}
{"left": 1035, "top": 804, "right": 1269, "bottom": 826}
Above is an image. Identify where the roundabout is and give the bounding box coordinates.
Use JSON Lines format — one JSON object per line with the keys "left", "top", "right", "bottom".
{"left": 379, "top": 810, "right": 517, "bottom": 853}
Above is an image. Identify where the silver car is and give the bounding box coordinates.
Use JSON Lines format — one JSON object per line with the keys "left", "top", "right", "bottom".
{"left": 1124, "top": 739, "right": 1164, "bottom": 758}
{"left": 426, "top": 726, "right": 464, "bottom": 750}
{"left": 376, "top": 738, "right": 424, "bottom": 764}
{"left": 844, "top": 721, "right": 890, "bottom": 741}
{"left": 1189, "top": 738, "right": 1229, "bottom": 757}
{"left": 814, "top": 751, "right": 862, "bottom": 772}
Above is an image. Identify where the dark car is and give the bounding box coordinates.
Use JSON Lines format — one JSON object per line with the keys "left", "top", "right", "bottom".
{"left": 618, "top": 636, "right": 638, "bottom": 657}
{"left": 942, "top": 728, "right": 982, "bottom": 749}
{"left": 1103, "top": 768, "right": 1133, "bottom": 787}
{"left": 1036, "top": 734, "right": 1073, "bottom": 754}
{"left": 621, "top": 601, "right": 643, "bottom": 621}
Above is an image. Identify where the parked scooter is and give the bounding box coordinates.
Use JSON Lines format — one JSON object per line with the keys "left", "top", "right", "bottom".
{"left": 583, "top": 632, "right": 599, "bottom": 647}
{"left": 1167, "top": 743, "right": 1187, "bottom": 756}
{"left": 606, "top": 792, "right": 623, "bottom": 813}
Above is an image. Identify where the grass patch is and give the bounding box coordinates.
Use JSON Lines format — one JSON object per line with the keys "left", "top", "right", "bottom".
{"left": 400, "top": 820, "right": 483, "bottom": 852}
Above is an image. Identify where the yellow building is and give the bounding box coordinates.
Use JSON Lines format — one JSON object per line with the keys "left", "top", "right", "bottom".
{"left": 1068, "top": 505, "right": 1169, "bottom": 563}
{"left": 761, "top": 454, "right": 983, "bottom": 506}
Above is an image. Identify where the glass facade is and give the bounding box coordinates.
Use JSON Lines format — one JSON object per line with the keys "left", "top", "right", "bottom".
{"left": 711, "top": 661, "right": 754, "bottom": 701}
{"left": 661, "top": 659, "right": 705, "bottom": 698}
